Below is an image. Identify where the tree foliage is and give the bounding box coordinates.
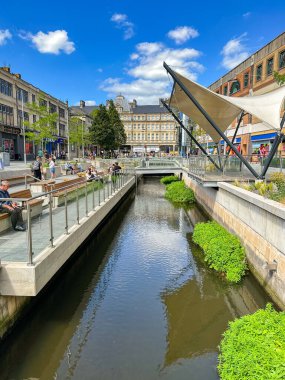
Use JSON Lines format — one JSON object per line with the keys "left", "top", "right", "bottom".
{"left": 24, "top": 100, "right": 58, "bottom": 144}
{"left": 90, "top": 101, "right": 126, "bottom": 151}
{"left": 69, "top": 116, "right": 92, "bottom": 147}
{"left": 273, "top": 71, "right": 285, "bottom": 86}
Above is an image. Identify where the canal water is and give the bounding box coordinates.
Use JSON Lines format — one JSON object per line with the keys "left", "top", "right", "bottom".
{"left": 0, "top": 177, "right": 271, "bottom": 380}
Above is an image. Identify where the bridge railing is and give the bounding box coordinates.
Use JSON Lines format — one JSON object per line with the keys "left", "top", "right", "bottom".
{"left": 0, "top": 169, "right": 134, "bottom": 265}
{"left": 187, "top": 154, "right": 285, "bottom": 180}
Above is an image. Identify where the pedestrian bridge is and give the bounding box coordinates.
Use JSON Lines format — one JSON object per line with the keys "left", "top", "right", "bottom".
{"left": 135, "top": 158, "right": 184, "bottom": 175}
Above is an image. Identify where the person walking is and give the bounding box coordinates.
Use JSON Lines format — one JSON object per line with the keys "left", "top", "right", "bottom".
{"left": 32, "top": 156, "right": 43, "bottom": 180}
{"left": 49, "top": 157, "right": 56, "bottom": 179}
{"left": 145, "top": 155, "right": 150, "bottom": 168}
{"left": 0, "top": 180, "right": 25, "bottom": 231}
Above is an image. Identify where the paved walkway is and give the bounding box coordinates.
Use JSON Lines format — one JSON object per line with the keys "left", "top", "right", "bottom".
{"left": 0, "top": 179, "right": 121, "bottom": 263}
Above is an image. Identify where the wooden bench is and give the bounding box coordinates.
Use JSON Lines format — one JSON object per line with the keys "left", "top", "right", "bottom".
{"left": 45, "top": 177, "right": 87, "bottom": 207}
{"left": 0, "top": 189, "right": 44, "bottom": 233}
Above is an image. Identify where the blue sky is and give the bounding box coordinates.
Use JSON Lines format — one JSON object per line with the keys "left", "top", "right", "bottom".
{"left": 0, "top": 0, "right": 284, "bottom": 105}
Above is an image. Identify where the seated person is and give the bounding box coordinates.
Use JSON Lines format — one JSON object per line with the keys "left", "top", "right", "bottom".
{"left": 86, "top": 166, "right": 100, "bottom": 181}
{"left": 0, "top": 180, "right": 26, "bottom": 231}
{"left": 64, "top": 162, "right": 74, "bottom": 174}
{"left": 73, "top": 160, "right": 83, "bottom": 173}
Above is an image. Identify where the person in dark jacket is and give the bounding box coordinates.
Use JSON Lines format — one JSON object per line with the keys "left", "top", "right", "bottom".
{"left": 0, "top": 180, "right": 25, "bottom": 231}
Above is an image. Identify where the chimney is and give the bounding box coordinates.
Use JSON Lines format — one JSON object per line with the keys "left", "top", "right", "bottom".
{"left": 80, "top": 100, "right": 85, "bottom": 109}
{"left": 1, "top": 66, "right": 10, "bottom": 73}
{"left": 14, "top": 73, "right": 21, "bottom": 79}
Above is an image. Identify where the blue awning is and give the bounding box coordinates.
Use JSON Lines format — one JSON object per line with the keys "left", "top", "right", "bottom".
{"left": 251, "top": 132, "right": 277, "bottom": 141}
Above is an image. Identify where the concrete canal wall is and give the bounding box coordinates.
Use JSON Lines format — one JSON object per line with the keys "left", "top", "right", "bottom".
{"left": 183, "top": 173, "right": 285, "bottom": 309}
{"left": 0, "top": 177, "right": 135, "bottom": 339}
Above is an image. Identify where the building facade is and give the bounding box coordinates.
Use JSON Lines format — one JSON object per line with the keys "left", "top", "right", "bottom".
{"left": 207, "top": 31, "right": 285, "bottom": 155}
{"left": 113, "top": 95, "right": 179, "bottom": 155}
{"left": 0, "top": 66, "right": 68, "bottom": 160}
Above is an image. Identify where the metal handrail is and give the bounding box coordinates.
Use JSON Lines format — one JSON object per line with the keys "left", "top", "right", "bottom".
{"left": 24, "top": 173, "right": 42, "bottom": 189}
{"left": 0, "top": 170, "right": 132, "bottom": 265}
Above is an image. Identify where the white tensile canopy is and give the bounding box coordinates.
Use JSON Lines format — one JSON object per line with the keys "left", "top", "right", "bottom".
{"left": 169, "top": 69, "right": 285, "bottom": 143}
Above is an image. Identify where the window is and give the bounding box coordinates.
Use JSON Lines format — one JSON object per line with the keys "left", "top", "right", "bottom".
{"left": 151, "top": 133, "right": 154, "bottom": 140}
{"left": 156, "top": 133, "right": 159, "bottom": 140}
{"left": 0, "top": 103, "right": 14, "bottom": 126}
{"left": 17, "top": 88, "right": 28, "bottom": 103}
{"left": 59, "top": 123, "right": 66, "bottom": 137}
{"left": 49, "top": 103, "right": 57, "bottom": 113}
{"left": 256, "top": 64, "right": 262, "bottom": 82}
{"left": 229, "top": 80, "right": 241, "bottom": 95}
{"left": 279, "top": 50, "right": 285, "bottom": 69}
{"left": 244, "top": 73, "right": 249, "bottom": 87}
{"left": 59, "top": 107, "right": 65, "bottom": 118}
{"left": 33, "top": 115, "right": 37, "bottom": 123}
{"left": 39, "top": 99, "right": 47, "bottom": 108}
{"left": 267, "top": 58, "right": 274, "bottom": 76}
{"left": 17, "top": 110, "right": 29, "bottom": 125}
{"left": 223, "top": 86, "right": 228, "bottom": 95}
{"left": 0, "top": 79, "right": 12, "bottom": 97}
{"left": 32, "top": 94, "right": 36, "bottom": 103}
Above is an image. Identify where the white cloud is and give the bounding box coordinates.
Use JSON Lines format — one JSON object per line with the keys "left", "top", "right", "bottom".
{"left": 85, "top": 100, "right": 96, "bottom": 106}
{"left": 221, "top": 33, "right": 249, "bottom": 70}
{"left": 167, "top": 26, "right": 199, "bottom": 44}
{"left": 20, "top": 30, "right": 75, "bottom": 54}
{"left": 97, "top": 68, "right": 103, "bottom": 73}
{"left": 243, "top": 12, "right": 251, "bottom": 18}
{"left": 75, "top": 100, "right": 96, "bottom": 106}
{"left": 111, "top": 13, "right": 127, "bottom": 23}
{"left": 0, "top": 29, "right": 12, "bottom": 46}
{"left": 110, "top": 13, "right": 134, "bottom": 40}
{"left": 101, "top": 41, "right": 204, "bottom": 104}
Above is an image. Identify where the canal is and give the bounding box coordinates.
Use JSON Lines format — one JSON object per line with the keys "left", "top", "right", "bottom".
{"left": 0, "top": 177, "right": 271, "bottom": 380}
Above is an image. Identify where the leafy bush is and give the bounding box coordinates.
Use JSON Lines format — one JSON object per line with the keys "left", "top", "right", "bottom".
{"left": 160, "top": 175, "right": 180, "bottom": 185}
{"left": 165, "top": 180, "right": 195, "bottom": 204}
{"left": 218, "top": 304, "right": 285, "bottom": 380}
{"left": 192, "top": 221, "right": 247, "bottom": 282}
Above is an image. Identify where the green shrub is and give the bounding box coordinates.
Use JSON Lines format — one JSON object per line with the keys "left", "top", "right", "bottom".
{"left": 192, "top": 221, "right": 246, "bottom": 282}
{"left": 218, "top": 304, "right": 285, "bottom": 380}
{"left": 160, "top": 175, "right": 180, "bottom": 185}
{"left": 165, "top": 180, "right": 195, "bottom": 204}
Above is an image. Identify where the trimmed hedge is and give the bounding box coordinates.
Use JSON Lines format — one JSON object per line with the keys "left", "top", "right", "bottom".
{"left": 218, "top": 304, "right": 285, "bottom": 380}
{"left": 160, "top": 175, "right": 180, "bottom": 185}
{"left": 165, "top": 180, "right": 195, "bottom": 204}
{"left": 192, "top": 221, "right": 246, "bottom": 282}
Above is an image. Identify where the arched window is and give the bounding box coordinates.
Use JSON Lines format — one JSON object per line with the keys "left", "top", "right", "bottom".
{"left": 230, "top": 80, "right": 240, "bottom": 95}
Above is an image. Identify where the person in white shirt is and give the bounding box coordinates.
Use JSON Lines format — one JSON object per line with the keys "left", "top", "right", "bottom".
{"left": 49, "top": 157, "right": 56, "bottom": 179}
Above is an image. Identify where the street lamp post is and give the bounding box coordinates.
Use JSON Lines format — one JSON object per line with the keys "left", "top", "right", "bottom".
{"left": 81, "top": 116, "right": 85, "bottom": 158}
{"left": 21, "top": 89, "right": 27, "bottom": 164}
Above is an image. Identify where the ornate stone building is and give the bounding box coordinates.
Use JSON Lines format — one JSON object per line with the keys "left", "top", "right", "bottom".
{"left": 113, "top": 95, "right": 179, "bottom": 155}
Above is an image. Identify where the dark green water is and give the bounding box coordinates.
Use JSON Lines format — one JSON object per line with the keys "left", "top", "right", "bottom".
{"left": 0, "top": 177, "right": 271, "bottom": 380}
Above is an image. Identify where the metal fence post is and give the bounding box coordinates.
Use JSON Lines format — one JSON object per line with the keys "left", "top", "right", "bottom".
{"left": 103, "top": 180, "right": 106, "bottom": 201}
{"left": 98, "top": 185, "right": 101, "bottom": 206}
{"left": 65, "top": 190, "right": 69, "bottom": 235}
{"left": 76, "top": 185, "right": 80, "bottom": 224}
{"left": 85, "top": 183, "right": 88, "bottom": 217}
{"left": 107, "top": 179, "right": 110, "bottom": 198}
{"left": 92, "top": 182, "right": 95, "bottom": 210}
{"left": 48, "top": 193, "right": 54, "bottom": 247}
{"left": 27, "top": 203, "right": 33, "bottom": 265}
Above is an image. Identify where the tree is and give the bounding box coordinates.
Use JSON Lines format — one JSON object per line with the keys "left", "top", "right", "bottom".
{"left": 90, "top": 105, "right": 115, "bottom": 151}
{"left": 69, "top": 116, "right": 92, "bottom": 157}
{"left": 273, "top": 71, "right": 285, "bottom": 86}
{"left": 108, "top": 100, "right": 127, "bottom": 148}
{"left": 24, "top": 98, "right": 59, "bottom": 146}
